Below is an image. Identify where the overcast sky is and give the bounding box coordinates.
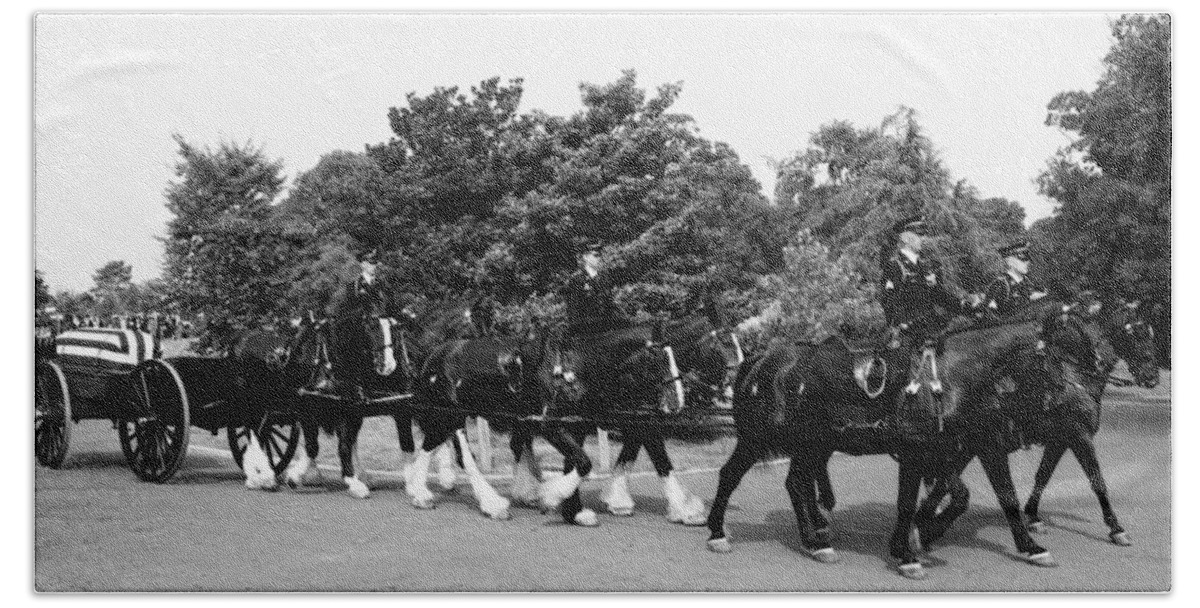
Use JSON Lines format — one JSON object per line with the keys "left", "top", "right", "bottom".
{"left": 34, "top": 12, "right": 1119, "bottom": 292}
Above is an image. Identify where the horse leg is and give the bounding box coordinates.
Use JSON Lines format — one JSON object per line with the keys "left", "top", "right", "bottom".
{"left": 405, "top": 419, "right": 456, "bottom": 508}
{"left": 645, "top": 429, "right": 706, "bottom": 526}
{"left": 240, "top": 425, "right": 279, "bottom": 491}
{"left": 537, "top": 424, "right": 596, "bottom": 526}
{"left": 452, "top": 428, "right": 511, "bottom": 520}
{"left": 433, "top": 439, "right": 459, "bottom": 493}
{"left": 285, "top": 414, "right": 323, "bottom": 488}
{"left": 816, "top": 456, "right": 836, "bottom": 512}
{"left": 977, "top": 441, "right": 1055, "bottom": 566}
{"left": 337, "top": 416, "right": 369, "bottom": 499}
{"left": 1023, "top": 442, "right": 1068, "bottom": 534}
{"left": 805, "top": 450, "right": 835, "bottom": 544}
{"left": 915, "top": 474, "right": 971, "bottom": 551}
{"left": 706, "top": 438, "right": 765, "bottom": 553}
{"left": 888, "top": 457, "right": 926, "bottom": 579}
{"left": 565, "top": 426, "right": 598, "bottom": 527}
{"left": 1069, "top": 435, "right": 1131, "bottom": 546}
{"left": 600, "top": 432, "right": 640, "bottom": 517}
{"left": 913, "top": 453, "right": 972, "bottom": 550}
{"left": 786, "top": 454, "right": 838, "bottom": 563}
{"left": 509, "top": 426, "right": 543, "bottom": 508}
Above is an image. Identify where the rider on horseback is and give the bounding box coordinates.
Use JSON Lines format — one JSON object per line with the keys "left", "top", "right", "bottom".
{"left": 328, "top": 245, "right": 412, "bottom": 402}
{"left": 563, "top": 241, "right": 634, "bottom": 336}
{"left": 982, "top": 241, "right": 1048, "bottom": 319}
{"left": 879, "top": 216, "right": 972, "bottom": 336}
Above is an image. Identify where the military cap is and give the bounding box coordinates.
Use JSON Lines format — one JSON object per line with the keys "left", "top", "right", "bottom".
{"left": 892, "top": 215, "right": 928, "bottom": 236}
{"left": 998, "top": 241, "right": 1031, "bottom": 259}
{"left": 355, "top": 247, "right": 381, "bottom": 264}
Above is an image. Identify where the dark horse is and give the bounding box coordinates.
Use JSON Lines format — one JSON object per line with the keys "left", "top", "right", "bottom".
{"left": 511, "top": 322, "right": 693, "bottom": 526}
{"left": 597, "top": 315, "right": 745, "bottom": 525}
{"left": 226, "top": 320, "right": 325, "bottom": 490}
{"left": 402, "top": 323, "right": 588, "bottom": 521}
{"left": 277, "top": 301, "right": 478, "bottom": 498}
{"left": 913, "top": 296, "right": 1158, "bottom": 553}
{"left": 706, "top": 302, "right": 1103, "bottom": 579}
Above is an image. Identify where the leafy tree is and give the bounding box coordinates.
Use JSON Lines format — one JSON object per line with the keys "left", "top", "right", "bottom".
{"left": 35, "top": 270, "right": 53, "bottom": 311}
{"left": 160, "top": 135, "right": 296, "bottom": 351}
{"left": 773, "top": 108, "right": 1026, "bottom": 295}
{"left": 740, "top": 230, "right": 881, "bottom": 351}
{"left": 1033, "top": 14, "right": 1170, "bottom": 362}
{"left": 89, "top": 260, "right": 133, "bottom": 318}
{"left": 496, "top": 71, "right": 790, "bottom": 320}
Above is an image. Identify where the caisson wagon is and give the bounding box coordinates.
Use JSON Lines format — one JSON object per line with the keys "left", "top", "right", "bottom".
{"left": 34, "top": 327, "right": 300, "bottom": 482}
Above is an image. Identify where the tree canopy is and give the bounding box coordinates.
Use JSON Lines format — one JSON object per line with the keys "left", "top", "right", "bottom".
{"left": 772, "top": 107, "right": 1026, "bottom": 296}
{"left": 1031, "top": 14, "right": 1170, "bottom": 360}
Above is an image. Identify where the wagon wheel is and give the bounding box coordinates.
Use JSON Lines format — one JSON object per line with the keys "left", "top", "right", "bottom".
{"left": 226, "top": 411, "right": 301, "bottom": 476}
{"left": 34, "top": 360, "right": 71, "bottom": 469}
{"left": 118, "top": 360, "right": 190, "bottom": 483}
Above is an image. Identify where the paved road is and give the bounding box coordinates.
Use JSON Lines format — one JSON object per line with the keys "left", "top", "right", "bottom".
{"left": 35, "top": 382, "right": 1170, "bottom": 592}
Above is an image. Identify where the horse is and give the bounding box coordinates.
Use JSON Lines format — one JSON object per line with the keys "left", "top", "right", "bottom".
{"left": 402, "top": 323, "right": 589, "bottom": 521}
{"left": 598, "top": 315, "right": 745, "bottom": 526}
{"left": 892, "top": 302, "right": 1116, "bottom": 577}
{"left": 706, "top": 301, "right": 1101, "bottom": 579}
{"left": 913, "top": 296, "right": 1157, "bottom": 552}
{"left": 225, "top": 319, "right": 326, "bottom": 490}
{"left": 704, "top": 324, "right": 918, "bottom": 563}
{"left": 510, "top": 321, "right": 691, "bottom": 526}
{"left": 277, "top": 300, "right": 478, "bottom": 499}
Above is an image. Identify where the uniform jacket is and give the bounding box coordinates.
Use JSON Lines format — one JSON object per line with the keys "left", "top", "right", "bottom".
{"left": 879, "top": 251, "right": 963, "bottom": 330}
{"left": 984, "top": 273, "right": 1041, "bottom": 318}
{"left": 564, "top": 269, "right": 627, "bottom": 334}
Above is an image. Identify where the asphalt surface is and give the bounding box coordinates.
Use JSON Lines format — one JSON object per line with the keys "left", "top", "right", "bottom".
{"left": 34, "top": 376, "right": 1170, "bottom": 592}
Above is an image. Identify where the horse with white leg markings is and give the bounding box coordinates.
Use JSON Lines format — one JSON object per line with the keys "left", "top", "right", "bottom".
{"left": 409, "top": 323, "right": 586, "bottom": 522}
{"left": 282, "top": 300, "right": 477, "bottom": 498}
{"left": 226, "top": 321, "right": 329, "bottom": 491}
{"left": 596, "top": 315, "right": 744, "bottom": 526}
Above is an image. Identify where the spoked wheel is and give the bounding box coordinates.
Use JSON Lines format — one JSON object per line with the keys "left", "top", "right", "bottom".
{"left": 35, "top": 360, "right": 71, "bottom": 469}
{"left": 118, "top": 360, "right": 190, "bottom": 483}
{"left": 227, "top": 411, "right": 301, "bottom": 476}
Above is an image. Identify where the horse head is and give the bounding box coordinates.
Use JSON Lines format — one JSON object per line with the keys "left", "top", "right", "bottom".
{"left": 649, "top": 321, "right": 687, "bottom": 415}
{"left": 1040, "top": 304, "right": 1116, "bottom": 400}
{"left": 1103, "top": 299, "right": 1160, "bottom": 389}
{"left": 540, "top": 324, "right": 585, "bottom": 405}
{"left": 360, "top": 313, "right": 399, "bottom": 377}
{"left": 691, "top": 322, "right": 745, "bottom": 408}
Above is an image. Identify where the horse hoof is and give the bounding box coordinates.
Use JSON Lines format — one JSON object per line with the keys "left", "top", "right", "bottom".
{"left": 1024, "top": 551, "right": 1058, "bottom": 568}
{"left": 608, "top": 506, "right": 634, "bottom": 517}
{"left": 680, "top": 513, "right": 707, "bottom": 527}
{"left": 1027, "top": 520, "right": 1048, "bottom": 534}
{"left": 809, "top": 547, "right": 840, "bottom": 564}
{"left": 486, "top": 508, "right": 512, "bottom": 521}
{"left": 348, "top": 487, "right": 370, "bottom": 500}
{"left": 898, "top": 562, "right": 927, "bottom": 580}
{"left": 410, "top": 496, "right": 435, "bottom": 510}
{"left": 573, "top": 509, "right": 600, "bottom": 527}
{"left": 1110, "top": 531, "right": 1133, "bottom": 547}
{"left": 707, "top": 537, "right": 733, "bottom": 554}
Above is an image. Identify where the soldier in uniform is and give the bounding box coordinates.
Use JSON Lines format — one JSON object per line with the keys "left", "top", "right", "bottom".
{"left": 983, "top": 241, "right": 1047, "bottom": 318}
{"left": 879, "top": 216, "right": 969, "bottom": 335}
{"left": 563, "top": 242, "right": 632, "bottom": 336}
{"left": 328, "top": 246, "right": 409, "bottom": 401}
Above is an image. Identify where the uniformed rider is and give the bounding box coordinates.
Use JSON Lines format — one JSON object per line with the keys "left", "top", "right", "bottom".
{"left": 328, "top": 246, "right": 411, "bottom": 401}
{"left": 983, "top": 241, "right": 1047, "bottom": 318}
{"left": 563, "top": 242, "right": 632, "bottom": 336}
{"left": 879, "top": 216, "right": 969, "bottom": 335}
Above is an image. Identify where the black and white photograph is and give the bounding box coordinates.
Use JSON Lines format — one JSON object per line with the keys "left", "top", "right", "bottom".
{"left": 28, "top": 7, "right": 1174, "bottom": 593}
